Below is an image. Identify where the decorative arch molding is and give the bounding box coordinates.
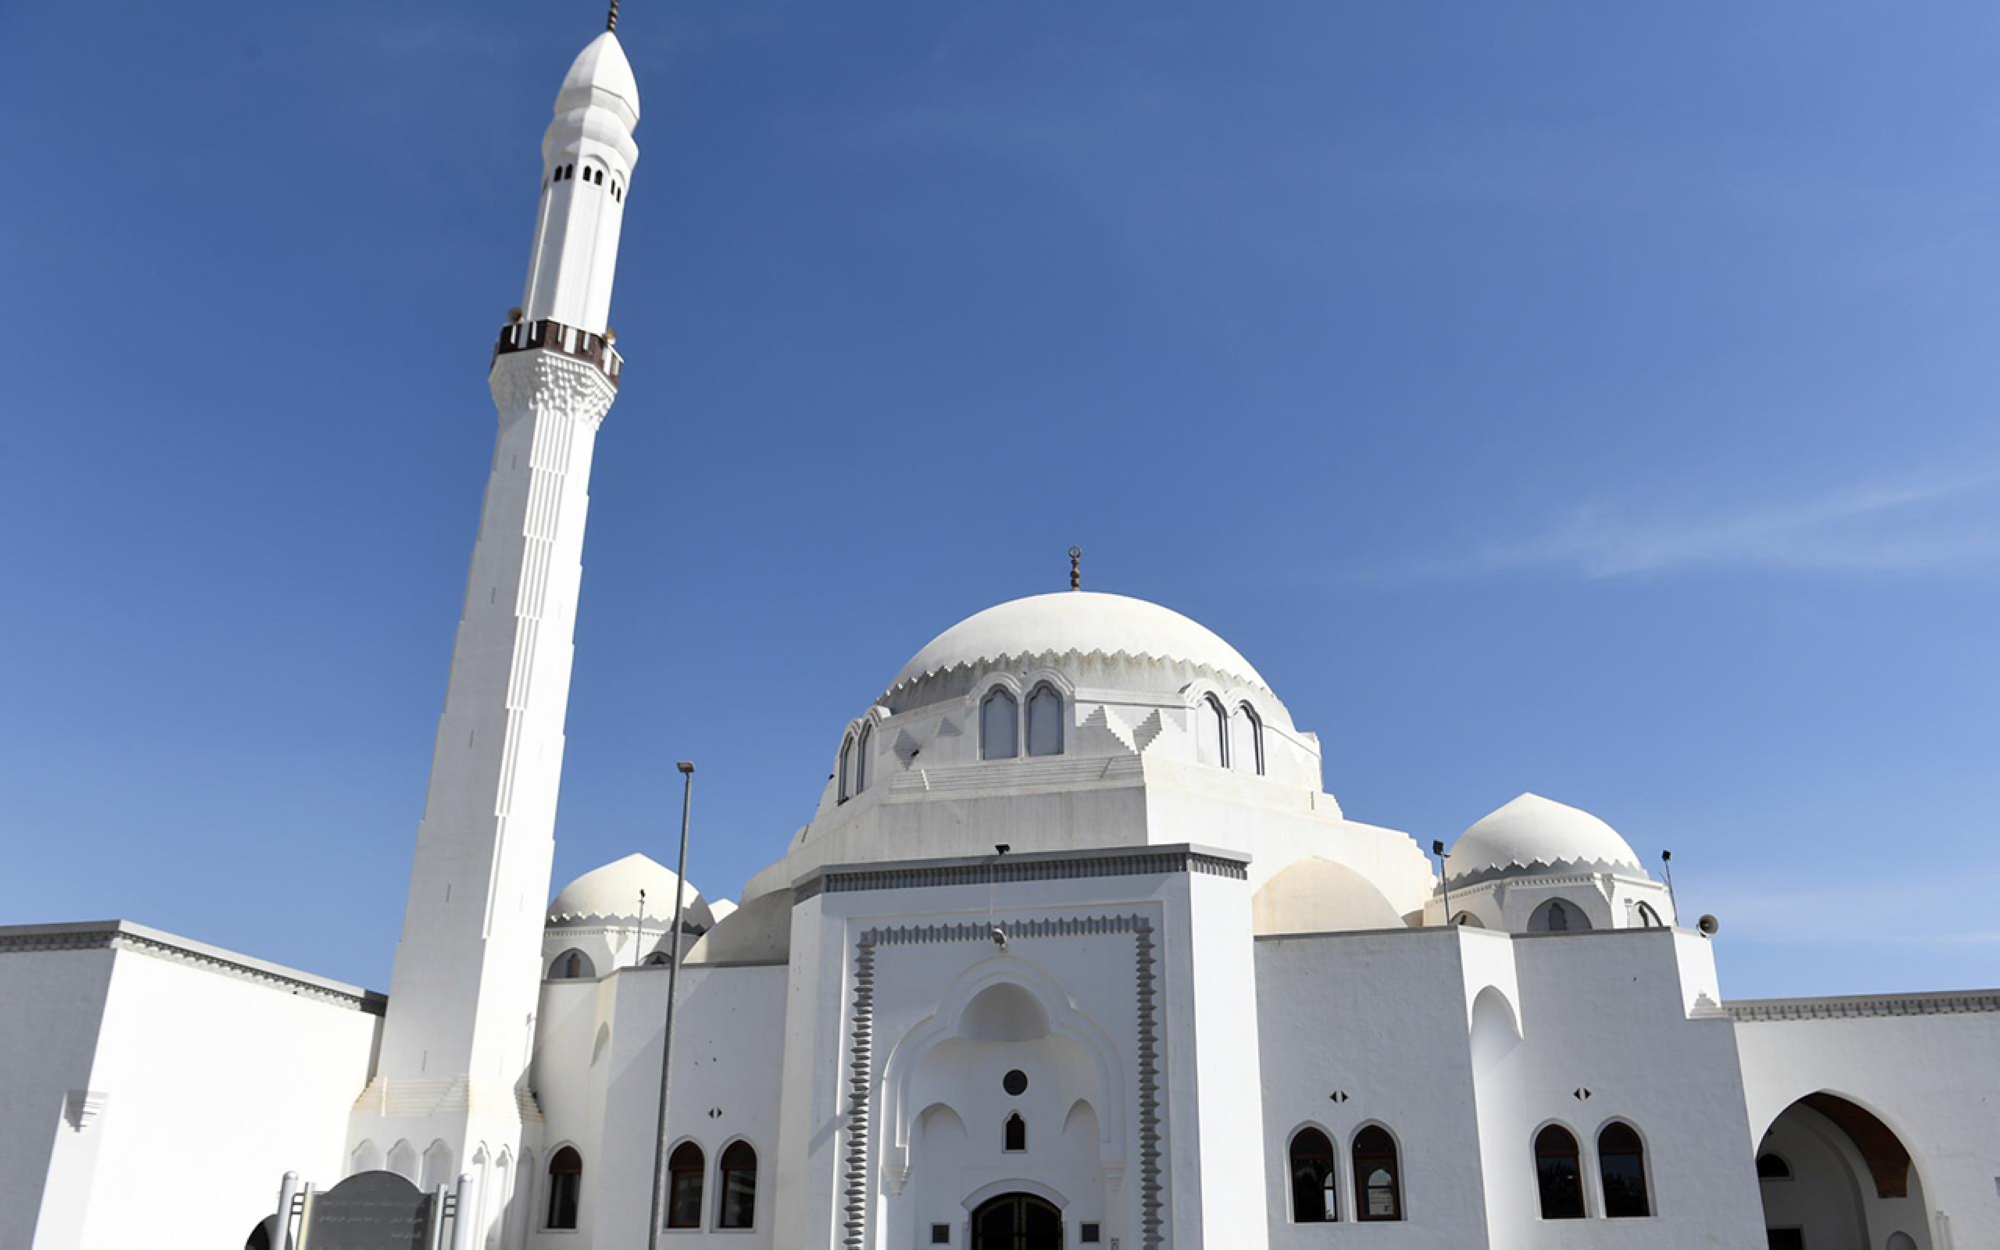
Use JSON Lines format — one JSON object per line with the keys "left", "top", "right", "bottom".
{"left": 852, "top": 914, "right": 1160, "bottom": 1250}
{"left": 1759, "top": 1091, "right": 1919, "bottom": 1199}
{"left": 881, "top": 955, "right": 1128, "bottom": 1184}
{"left": 960, "top": 1176, "right": 1072, "bottom": 1212}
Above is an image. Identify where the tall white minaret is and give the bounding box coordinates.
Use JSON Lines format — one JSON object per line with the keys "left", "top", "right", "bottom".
{"left": 350, "top": 16, "right": 640, "bottom": 1209}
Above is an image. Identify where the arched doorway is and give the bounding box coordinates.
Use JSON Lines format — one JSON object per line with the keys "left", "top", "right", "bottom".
{"left": 1758, "top": 1092, "right": 1930, "bottom": 1250}
{"left": 972, "top": 1192, "right": 1062, "bottom": 1250}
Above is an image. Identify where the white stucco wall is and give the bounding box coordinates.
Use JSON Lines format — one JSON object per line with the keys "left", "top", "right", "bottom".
{"left": 0, "top": 923, "right": 380, "bottom": 1250}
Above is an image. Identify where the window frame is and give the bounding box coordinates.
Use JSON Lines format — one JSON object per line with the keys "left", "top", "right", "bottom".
{"left": 1024, "top": 682, "right": 1064, "bottom": 757}
{"left": 1351, "top": 1123, "right": 1403, "bottom": 1222}
{"left": 714, "top": 1139, "right": 757, "bottom": 1231}
{"left": 853, "top": 722, "right": 873, "bottom": 795}
{"left": 1596, "top": 1120, "right": 1652, "bottom": 1219}
{"left": 1533, "top": 1123, "right": 1587, "bottom": 1221}
{"left": 545, "top": 1145, "right": 584, "bottom": 1232}
{"left": 980, "top": 687, "right": 1020, "bottom": 761}
{"left": 1287, "top": 1125, "right": 1339, "bottom": 1224}
{"left": 664, "top": 1139, "right": 704, "bottom": 1230}
{"left": 1199, "top": 694, "right": 1229, "bottom": 768}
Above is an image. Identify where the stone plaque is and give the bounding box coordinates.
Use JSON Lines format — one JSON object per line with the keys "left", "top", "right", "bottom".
{"left": 303, "top": 1170, "right": 432, "bottom": 1250}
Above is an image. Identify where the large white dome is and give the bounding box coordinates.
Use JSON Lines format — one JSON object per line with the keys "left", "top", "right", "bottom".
{"left": 1446, "top": 793, "right": 1647, "bottom": 887}
{"left": 887, "top": 591, "right": 1268, "bottom": 701}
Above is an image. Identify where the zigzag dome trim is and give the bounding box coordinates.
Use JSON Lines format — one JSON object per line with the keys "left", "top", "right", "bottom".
{"left": 1446, "top": 854, "right": 1649, "bottom": 890}
{"left": 881, "top": 645, "right": 1273, "bottom": 706}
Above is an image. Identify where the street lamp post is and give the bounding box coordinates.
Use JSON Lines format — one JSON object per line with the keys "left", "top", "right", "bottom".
{"left": 646, "top": 760, "right": 696, "bottom": 1250}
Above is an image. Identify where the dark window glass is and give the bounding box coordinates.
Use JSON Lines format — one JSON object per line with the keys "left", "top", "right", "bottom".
{"left": 665, "top": 1142, "right": 704, "bottom": 1228}
{"left": 1756, "top": 1153, "right": 1792, "bottom": 1181}
{"left": 1598, "top": 1122, "right": 1650, "bottom": 1218}
{"left": 1768, "top": 1230, "right": 1806, "bottom": 1250}
{"left": 854, "top": 723, "right": 873, "bottom": 794}
{"left": 1289, "top": 1128, "right": 1336, "bottom": 1223}
{"left": 1025, "top": 684, "right": 1063, "bottom": 756}
{"left": 1353, "top": 1125, "right": 1402, "bottom": 1221}
{"left": 1003, "top": 1113, "right": 1026, "bottom": 1152}
{"left": 837, "top": 734, "right": 852, "bottom": 803}
{"left": 716, "top": 1141, "right": 756, "bottom": 1229}
{"left": 981, "top": 690, "right": 1018, "bottom": 760}
{"left": 1199, "top": 695, "right": 1228, "bottom": 767}
{"left": 930, "top": 1225, "right": 950, "bottom": 1245}
{"left": 1535, "top": 1126, "right": 1585, "bottom": 1219}
{"left": 546, "top": 1147, "right": 582, "bottom": 1230}
{"left": 1080, "top": 1224, "right": 1101, "bottom": 1244}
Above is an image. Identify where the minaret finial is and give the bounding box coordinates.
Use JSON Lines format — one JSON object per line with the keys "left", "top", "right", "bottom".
{"left": 1069, "top": 546, "right": 1082, "bottom": 591}
{"left": 606, "top": 0, "right": 619, "bottom": 32}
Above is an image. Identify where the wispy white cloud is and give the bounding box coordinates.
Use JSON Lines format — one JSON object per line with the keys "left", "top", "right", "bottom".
{"left": 1695, "top": 875, "right": 2000, "bottom": 949}
{"left": 1444, "top": 470, "right": 2000, "bottom": 579}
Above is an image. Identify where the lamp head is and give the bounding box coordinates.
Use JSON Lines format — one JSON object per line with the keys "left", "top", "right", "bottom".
{"left": 676, "top": 760, "right": 695, "bottom": 775}
{"left": 1432, "top": 839, "right": 1446, "bottom": 857}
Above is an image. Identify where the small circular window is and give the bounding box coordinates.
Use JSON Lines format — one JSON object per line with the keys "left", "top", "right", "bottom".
{"left": 1002, "top": 1069, "right": 1029, "bottom": 1096}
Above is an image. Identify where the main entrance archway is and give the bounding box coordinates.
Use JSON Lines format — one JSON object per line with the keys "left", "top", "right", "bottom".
{"left": 972, "top": 1192, "right": 1062, "bottom": 1250}
{"left": 1757, "top": 1092, "right": 1931, "bottom": 1250}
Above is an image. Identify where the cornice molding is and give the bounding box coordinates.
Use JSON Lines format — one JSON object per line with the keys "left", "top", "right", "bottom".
{"left": 0, "top": 921, "right": 384, "bottom": 1015}
{"left": 796, "top": 843, "right": 1249, "bottom": 903}
{"left": 1725, "top": 990, "right": 2000, "bottom": 1023}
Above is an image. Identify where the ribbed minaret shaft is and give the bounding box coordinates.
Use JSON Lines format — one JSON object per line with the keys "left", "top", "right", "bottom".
{"left": 348, "top": 28, "right": 641, "bottom": 1222}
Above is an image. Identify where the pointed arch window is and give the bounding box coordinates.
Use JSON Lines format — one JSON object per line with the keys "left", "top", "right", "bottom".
{"left": 837, "top": 734, "right": 853, "bottom": 803}
{"left": 549, "top": 949, "right": 595, "bottom": 980}
{"left": 1232, "top": 703, "right": 1265, "bottom": 776}
{"left": 1197, "top": 695, "right": 1228, "bottom": 768}
{"left": 1635, "top": 901, "right": 1664, "bottom": 928}
{"left": 716, "top": 1141, "right": 757, "bottom": 1229}
{"left": 981, "top": 689, "right": 1019, "bottom": 760}
{"left": 1003, "top": 1112, "right": 1027, "bottom": 1152}
{"left": 1288, "top": 1127, "right": 1336, "bottom": 1222}
{"left": 1353, "top": 1125, "right": 1402, "bottom": 1221}
{"left": 1529, "top": 898, "right": 1590, "bottom": 933}
{"left": 546, "top": 1147, "right": 582, "bottom": 1231}
{"left": 1025, "top": 684, "right": 1063, "bottom": 757}
{"left": 1598, "top": 1122, "right": 1650, "bottom": 1217}
{"left": 853, "top": 723, "right": 873, "bottom": 795}
{"left": 664, "top": 1142, "right": 703, "bottom": 1229}
{"left": 1534, "top": 1126, "right": 1585, "bottom": 1220}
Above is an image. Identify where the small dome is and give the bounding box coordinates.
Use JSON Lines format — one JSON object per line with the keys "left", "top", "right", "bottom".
{"left": 548, "top": 853, "right": 710, "bottom": 929}
{"left": 1447, "top": 794, "right": 1646, "bottom": 888}
{"left": 556, "top": 31, "right": 639, "bottom": 126}
{"left": 888, "top": 591, "right": 1267, "bottom": 702}
{"left": 1252, "top": 857, "right": 1407, "bottom": 935}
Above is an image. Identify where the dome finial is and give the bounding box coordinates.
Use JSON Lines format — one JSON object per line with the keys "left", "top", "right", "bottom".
{"left": 606, "top": 0, "right": 620, "bottom": 32}
{"left": 1068, "top": 546, "right": 1083, "bottom": 591}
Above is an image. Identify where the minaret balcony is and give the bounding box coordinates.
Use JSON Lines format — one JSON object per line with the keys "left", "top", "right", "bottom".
{"left": 492, "top": 317, "right": 622, "bottom": 387}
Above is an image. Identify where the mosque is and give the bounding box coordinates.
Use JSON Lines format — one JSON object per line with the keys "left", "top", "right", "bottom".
{"left": 1, "top": 16, "right": 1995, "bottom": 1250}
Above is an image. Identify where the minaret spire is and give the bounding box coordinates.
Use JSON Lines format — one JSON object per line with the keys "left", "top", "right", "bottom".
{"left": 350, "top": 25, "right": 643, "bottom": 1224}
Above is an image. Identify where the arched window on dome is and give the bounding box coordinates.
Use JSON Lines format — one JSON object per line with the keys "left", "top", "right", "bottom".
{"left": 549, "top": 949, "right": 595, "bottom": 980}
{"left": 1288, "top": 1127, "right": 1336, "bottom": 1222}
{"left": 853, "top": 723, "right": 874, "bottom": 795}
{"left": 1197, "top": 695, "right": 1228, "bottom": 768}
{"left": 1534, "top": 1125, "right": 1585, "bottom": 1220}
{"left": 1352, "top": 1125, "right": 1402, "bottom": 1221}
{"left": 1597, "top": 1122, "right": 1650, "bottom": 1218}
{"left": 1529, "top": 899, "right": 1590, "bottom": 933}
{"left": 1232, "top": 702, "right": 1265, "bottom": 776}
{"left": 1025, "top": 684, "right": 1063, "bottom": 757}
{"left": 545, "top": 1147, "right": 583, "bottom": 1231}
{"left": 716, "top": 1141, "right": 757, "bottom": 1228}
{"left": 981, "top": 689, "right": 1019, "bottom": 760}
{"left": 666, "top": 1141, "right": 704, "bottom": 1228}
{"left": 837, "top": 734, "right": 853, "bottom": 804}
{"left": 1634, "top": 901, "right": 1664, "bottom": 928}
{"left": 1450, "top": 912, "right": 1485, "bottom": 928}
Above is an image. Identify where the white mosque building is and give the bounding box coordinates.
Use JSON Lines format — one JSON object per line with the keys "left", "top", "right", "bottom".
{"left": 2, "top": 18, "right": 1996, "bottom": 1250}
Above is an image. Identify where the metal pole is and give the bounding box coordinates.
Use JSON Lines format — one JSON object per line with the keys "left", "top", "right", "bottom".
{"left": 1660, "top": 850, "right": 1678, "bottom": 924}
{"left": 646, "top": 760, "right": 696, "bottom": 1250}
{"left": 1432, "top": 840, "right": 1454, "bottom": 924}
{"left": 275, "top": 1171, "right": 301, "bottom": 1250}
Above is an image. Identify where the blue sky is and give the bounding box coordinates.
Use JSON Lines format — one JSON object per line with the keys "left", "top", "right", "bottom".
{"left": 2, "top": 2, "right": 1995, "bottom": 999}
